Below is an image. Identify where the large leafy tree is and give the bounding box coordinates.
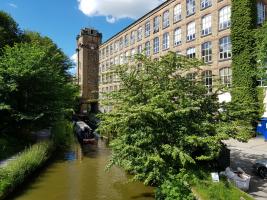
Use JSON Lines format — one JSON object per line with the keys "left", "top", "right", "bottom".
{"left": 99, "top": 53, "right": 228, "bottom": 186}
{"left": 0, "top": 11, "right": 21, "bottom": 52}
{"left": 0, "top": 43, "right": 78, "bottom": 130}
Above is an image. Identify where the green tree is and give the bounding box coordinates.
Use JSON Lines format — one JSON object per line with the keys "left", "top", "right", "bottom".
{"left": 99, "top": 52, "right": 228, "bottom": 188}
{"left": 21, "top": 31, "right": 73, "bottom": 78}
{"left": 0, "top": 43, "right": 78, "bottom": 131}
{"left": 0, "top": 11, "right": 21, "bottom": 52}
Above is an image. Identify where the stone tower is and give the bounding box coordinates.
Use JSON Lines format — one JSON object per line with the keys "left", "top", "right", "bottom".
{"left": 76, "top": 28, "right": 102, "bottom": 114}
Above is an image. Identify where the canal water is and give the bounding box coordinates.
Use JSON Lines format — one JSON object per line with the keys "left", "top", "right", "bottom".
{"left": 10, "top": 141, "right": 154, "bottom": 200}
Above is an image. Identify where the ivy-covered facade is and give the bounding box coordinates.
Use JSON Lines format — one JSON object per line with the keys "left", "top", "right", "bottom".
{"left": 231, "top": 0, "right": 267, "bottom": 124}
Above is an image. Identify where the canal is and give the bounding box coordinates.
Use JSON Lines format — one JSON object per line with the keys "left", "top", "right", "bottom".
{"left": 9, "top": 141, "right": 154, "bottom": 200}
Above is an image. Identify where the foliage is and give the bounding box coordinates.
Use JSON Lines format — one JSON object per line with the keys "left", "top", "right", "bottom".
{"left": 255, "top": 22, "right": 267, "bottom": 69}
{"left": 0, "top": 43, "right": 78, "bottom": 130}
{"left": 0, "top": 141, "right": 54, "bottom": 199}
{"left": 51, "top": 118, "right": 75, "bottom": 148}
{"left": 255, "top": 22, "right": 267, "bottom": 119}
{"left": 0, "top": 133, "right": 33, "bottom": 160}
{"left": 21, "top": 31, "right": 73, "bottom": 79}
{"left": 192, "top": 178, "right": 253, "bottom": 200}
{"left": 156, "top": 172, "right": 195, "bottom": 200}
{"left": 99, "top": 52, "right": 230, "bottom": 187}
{"left": 231, "top": 0, "right": 258, "bottom": 127}
{"left": 0, "top": 11, "right": 21, "bottom": 52}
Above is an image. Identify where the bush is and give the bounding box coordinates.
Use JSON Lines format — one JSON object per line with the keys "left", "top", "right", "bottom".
{"left": 0, "top": 141, "right": 54, "bottom": 199}
{"left": 156, "top": 173, "right": 195, "bottom": 200}
{"left": 51, "top": 119, "right": 74, "bottom": 148}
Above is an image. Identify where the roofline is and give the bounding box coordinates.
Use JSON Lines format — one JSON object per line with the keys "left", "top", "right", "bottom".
{"left": 100, "top": 0, "right": 174, "bottom": 47}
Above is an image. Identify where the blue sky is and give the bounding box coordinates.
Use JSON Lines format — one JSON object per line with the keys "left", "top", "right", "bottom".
{"left": 0, "top": 0, "right": 164, "bottom": 69}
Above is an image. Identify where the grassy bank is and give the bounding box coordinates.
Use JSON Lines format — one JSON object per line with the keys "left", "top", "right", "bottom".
{"left": 155, "top": 169, "right": 254, "bottom": 200}
{"left": 192, "top": 175, "right": 254, "bottom": 200}
{"left": 0, "top": 141, "right": 54, "bottom": 200}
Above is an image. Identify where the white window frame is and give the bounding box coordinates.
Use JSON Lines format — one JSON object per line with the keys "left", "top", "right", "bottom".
{"left": 153, "top": 16, "right": 160, "bottom": 33}
{"left": 163, "top": 10, "right": 170, "bottom": 28}
{"left": 203, "top": 70, "right": 212, "bottom": 93}
{"left": 201, "top": 41, "right": 212, "bottom": 63}
{"left": 130, "top": 31, "right": 136, "bottom": 44}
{"left": 137, "top": 27, "right": 143, "bottom": 41}
{"left": 130, "top": 48, "right": 135, "bottom": 61}
{"left": 202, "top": 14, "right": 212, "bottom": 36}
{"left": 219, "top": 36, "right": 232, "bottom": 60}
{"left": 186, "top": 0, "right": 196, "bottom": 16}
{"left": 137, "top": 45, "right": 142, "bottom": 54}
{"left": 187, "top": 21, "right": 196, "bottom": 41}
{"left": 174, "top": 4, "right": 182, "bottom": 22}
{"left": 114, "top": 41, "right": 119, "bottom": 52}
{"left": 174, "top": 28, "right": 182, "bottom": 46}
{"left": 201, "top": 0, "right": 212, "bottom": 10}
{"left": 220, "top": 67, "right": 232, "bottom": 87}
{"left": 219, "top": 6, "right": 231, "bottom": 30}
{"left": 124, "top": 34, "right": 129, "bottom": 47}
{"left": 186, "top": 47, "right": 196, "bottom": 58}
{"left": 257, "top": 2, "right": 266, "bottom": 24}
{"left": 110, "top": 44, "right": 113, "bottom": 55}
{"left": 145, "top": 41, "right": 150, "bottom": 56}
{"left": 145, "top": 21, "right": 150, "bottom": 37}
{"left": 186, "top": 72, "right": 197, "bottom": 81}
{"left": 153, "top": 37, "right": 159, "bottom": 54}
{"left": 162, "top": 32, "right": 170, "bottom": 50}
{"left": 119, "top": 37, "right": 123, "bottom": 50}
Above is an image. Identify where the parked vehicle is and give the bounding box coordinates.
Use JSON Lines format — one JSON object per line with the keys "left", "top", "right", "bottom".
{"left": 253, "top": 159, "right": 267, "bottom": 178}
{"left": 74, "top": 121, "right": 98, "bottom": 145}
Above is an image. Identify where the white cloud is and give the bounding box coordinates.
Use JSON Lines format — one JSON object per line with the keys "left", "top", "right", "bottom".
{"left": 8, "top": 3, "right": 17, "bottom": 8}
{"left": 77, "top": 0, "right": 164, "bottom": 23}
{"left": 70, "top": 53, "right": 78, "bottom": 75}
{"left": 71, "top": 53, "right": 78, "bottom": 65}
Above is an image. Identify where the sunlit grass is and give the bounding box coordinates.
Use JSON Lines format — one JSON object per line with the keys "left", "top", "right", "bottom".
{"left": 192, "top": 178, "right": 254, "bottom": 200}
{"left": 0, "top": 141, "right": 54, "bottom": 199}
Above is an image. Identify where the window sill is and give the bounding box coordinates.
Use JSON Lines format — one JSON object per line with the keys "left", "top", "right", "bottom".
{"left": 219, "top": 58, "right": 232, "bottom": 62}
{"left": 173, "top": 19, "right": 182, "bottom": 24}
{"left": 162, "top": 25, "right": 170, "bottom": 30}
{"left": 186, "top": 38, "right": 196, "bottom": 43}
{"left": 163, "top": 48, "right": 170, "bottom": 51}
{"left": 186, "top": 12, "right": 195, "bottom": 18}
{"left": 203, "top": 61, "right": 213, "bottom": 65}
{"left": 201, "top": 33, "right": 212, "bottom": 38}
{"left": 200, "top": 5, "right": 212, "bottom": 11}
{"left": 174, "top": 43, "right": 182, "bottom": 47}
{"left": 218, "top": 26, "right": 230, "bottom": 32}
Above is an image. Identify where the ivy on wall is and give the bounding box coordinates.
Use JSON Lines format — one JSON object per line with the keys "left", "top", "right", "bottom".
{"left": 255, "top": 22, "right": 267, "bottom": 118}
{"left": 231, "top": 0, "right": 258, "bottom": 123}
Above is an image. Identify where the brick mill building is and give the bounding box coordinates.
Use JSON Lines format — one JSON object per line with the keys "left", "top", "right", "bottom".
{"left": 76, "top": 0, "right": 267, "bottom": 113}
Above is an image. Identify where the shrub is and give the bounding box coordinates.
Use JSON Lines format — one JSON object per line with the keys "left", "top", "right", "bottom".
{"left": 156, "top": 173, "right": 195, "bottom": 200}
{"left": 0, "top": 141, "right": 54, "bottom": 199}
{"left": 51, "top": 119, "right": 74, "bottom": 148}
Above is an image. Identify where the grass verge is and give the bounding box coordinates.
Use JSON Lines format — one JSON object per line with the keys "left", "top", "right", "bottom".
{"left": 0, "top": 141, "right": 54, "bottom": 200}
{"left": 192, "top": 177, "right": 254, "bottom": 200}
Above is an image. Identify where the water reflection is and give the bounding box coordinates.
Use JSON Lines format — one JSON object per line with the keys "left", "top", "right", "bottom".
{"left": 10, "top": 140, "right": 154, "bottom": 200}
